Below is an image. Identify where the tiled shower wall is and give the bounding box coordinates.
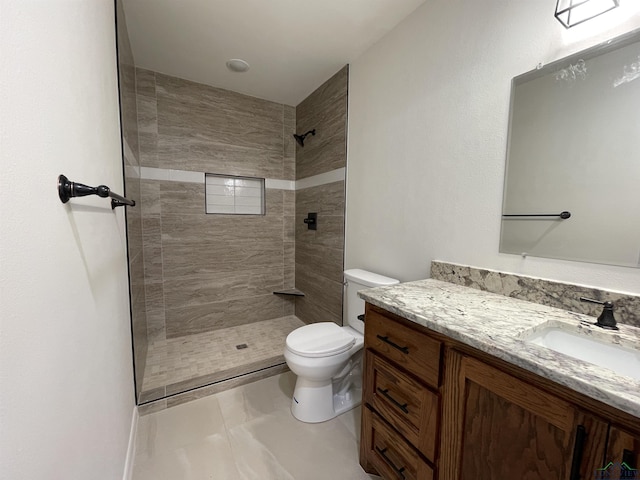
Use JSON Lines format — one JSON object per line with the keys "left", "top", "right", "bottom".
{"left": 136, "top": 69, "right": 296, "bottom": 341}
{"left": 295, "top": 66, "right": 349, "bottom": 325}
{"left": 116, "top": 0, "right": 147, "bottom": 399}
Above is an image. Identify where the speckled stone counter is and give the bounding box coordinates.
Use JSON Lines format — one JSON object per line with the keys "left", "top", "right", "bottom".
{"left": 359, "top": 279, "right": 640, "bottom": 418}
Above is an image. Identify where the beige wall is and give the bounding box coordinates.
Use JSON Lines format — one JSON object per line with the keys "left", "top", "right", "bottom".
{"left": 136, "top": 70, "right": 296, "bottom": 341}
{"left": 295, "top": 66, "right": 349, "bottom": 325}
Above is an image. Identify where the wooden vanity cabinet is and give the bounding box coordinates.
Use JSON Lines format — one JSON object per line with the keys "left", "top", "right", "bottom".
{"left": 440, "top": 351, "right": 608, "bottom": 480}
{"left": 605, "top": 426, "right": 640, "bottom": 477}
{"left": 360, "top": 306, "right": 442, "bottom": 479}
{"left": 360, "top": 303, "right": 640, "bottom": 480}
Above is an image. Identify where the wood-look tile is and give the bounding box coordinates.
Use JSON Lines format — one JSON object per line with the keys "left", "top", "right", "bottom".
{"left": 295, "top": 295, "right": 342, "bottom": 325}
{"left": 165, "top": 294, "right": 287, "bottom": 338}
{"left": 130, "top": 250, "right": 146, "bottom": 293}
{"left": 143, "top": 243, "right": 163, "bottom": 282}
{"left": 138, "top": 399, "right": 167, "bottom": 416}
{"left": 145, "top": 282, "right": 166, "bottom": 342}
{"left": 315, "top": 215, "right": 345, "bottom": 248}
{"left": 139, "top": 386, "right": 166, "bottom": 404}
{"left": 283, "top": 105, "right": 296, "bottom": 181}
{"left": 155, "top": 137, "right": 284, "bottom": 178}
{"left": 126, "top": 212, "right": 144, "bottom": 260}
{"left": 296, "top": 66, "right": 348, "bottom": 130}
{"left": 159, "top": 181, "right": 205, "bottom": 215}
{"left": 118, "top": 54, "right": 139, "bottom": 162}
{"left": 160, "top": 214, "right": 283, "bottom": 247}
{"left": 295, "top": 242, "right": 343, "bottom": 283}
{"left": 138, "top": 132, "right": 158, "bottom": 167}
{"left": 296, "top": 65, "right": 348, "bottom": 179}
{"left": 161, "top": 241, "right": 284, "bottom": 278}
{"left": 295, "top": 214, "right": 344, "bottom": 248}
{"left": 295, "top": 181, "right": 345, "bottom": 216}
{"left": 142, "top": 215, "right": 161, "bottom": 237}
{"left": 135, "top": 68, "right": 156, "bottom": 98}
{"left": 156, "top": 94, "right": 282, "bottom": 153}
{"left": 284, "top": 242, "right": 295, "bottom": 288}
{"left": 165, "top": 357, "right": 284, "bottom": 396}
{"left": 141, "top": 180, "right": 161, "bottom": 215}
{"left": 264, "top": 188, "right": 283, "bottom": 217}
{"left": 136, "top": 94, "right": 157, "bottom": 135}
{"left": 164, "top": 364, "right": 290, "bottom": 410}
{"left": 284, "top": 215, "right": 295, "bottom": 242}
{"left": 295, "top": 264, "right": 344, "bottom": 319}
{"left": 163, "top": 267, "right": 284, "bottom": 307}
{"left": 283, "top": 190, "right": 295, "bottom": 216}
{"left": 296, "top": 130, "right": 346, "bottom": 179}
{"left": 155, "top": 73, "right": 283, "bottom": 122}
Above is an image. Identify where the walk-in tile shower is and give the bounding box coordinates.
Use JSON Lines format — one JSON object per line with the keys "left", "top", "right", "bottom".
{"left": 116, "top": 0, "right": 349, "bottom": 407}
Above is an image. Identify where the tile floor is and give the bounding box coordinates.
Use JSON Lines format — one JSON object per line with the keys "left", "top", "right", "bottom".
{"left": 132, "top": 371, "right": 381, "bottom": 480}
{"left": 141, "top": 316, "right": 304, "bottom": 401}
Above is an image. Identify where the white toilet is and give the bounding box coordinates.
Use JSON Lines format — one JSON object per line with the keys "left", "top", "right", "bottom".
{"left": 284, "top": 269, "right": 399, "bottom": 423}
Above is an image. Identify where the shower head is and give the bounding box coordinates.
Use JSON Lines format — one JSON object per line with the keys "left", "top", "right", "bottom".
{"left": 293, "top": 129, "right": 316, "bottom": 147}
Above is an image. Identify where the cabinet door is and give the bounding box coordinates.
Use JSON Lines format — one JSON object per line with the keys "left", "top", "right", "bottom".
{"left": 602, "top": 426, "right": 640, "bottom": 478}
{"left": 440, "top": 351, "right": 608, "bottom": 480}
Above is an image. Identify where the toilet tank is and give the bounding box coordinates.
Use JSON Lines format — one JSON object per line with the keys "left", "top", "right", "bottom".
{"left": 343, "top": 269, "right": 399, "bottom": 334}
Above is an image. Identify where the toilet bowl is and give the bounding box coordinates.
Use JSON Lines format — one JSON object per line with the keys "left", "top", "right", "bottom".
{"left": 284, "top": 269, "right": 399, "bottom": 423}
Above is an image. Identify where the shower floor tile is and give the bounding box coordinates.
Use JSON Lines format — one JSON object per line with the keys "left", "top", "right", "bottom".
{"left": 140, "top": 315, "right": 304, "bottom": 401}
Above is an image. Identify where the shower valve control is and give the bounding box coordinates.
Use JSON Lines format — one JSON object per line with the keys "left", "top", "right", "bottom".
{"left": 303, "top": 212, "right": 317, "bottom": 230}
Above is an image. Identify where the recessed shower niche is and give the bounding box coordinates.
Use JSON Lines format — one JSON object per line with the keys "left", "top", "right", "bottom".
{"left": 115, "top": 0, "right": 349, "bottom": 408}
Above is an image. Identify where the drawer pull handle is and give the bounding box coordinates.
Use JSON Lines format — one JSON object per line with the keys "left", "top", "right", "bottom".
{"left": 377, "top": 388, "right": 409, "bottom": 414}
{"left": 375, "top": 447, "right": 406, "bottom": 479}
{"left": 376, "top": 335, "right": 409, "bottom": 354}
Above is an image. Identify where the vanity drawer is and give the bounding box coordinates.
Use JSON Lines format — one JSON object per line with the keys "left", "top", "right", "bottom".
{"left": 365, "top": 308, "right": 442, "bottom": 388}
{"left": 362, "top": 406, "right": 434, "bottom": 480}
{"left": 365, "top": 352, "right": 439, "bottom": 461}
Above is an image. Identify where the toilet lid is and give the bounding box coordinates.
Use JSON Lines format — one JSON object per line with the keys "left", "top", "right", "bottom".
{"left": 286, "top": 323, "right": 356, "bottom": 358}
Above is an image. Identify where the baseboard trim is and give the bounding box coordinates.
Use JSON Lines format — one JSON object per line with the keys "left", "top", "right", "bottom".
{"left": 122, "top": 405, "right": 139, "bottom": 480}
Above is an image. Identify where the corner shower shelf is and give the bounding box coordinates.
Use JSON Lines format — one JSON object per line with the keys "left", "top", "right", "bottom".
{"left": 273, "top": 289, "right": 305, "bottom": 297}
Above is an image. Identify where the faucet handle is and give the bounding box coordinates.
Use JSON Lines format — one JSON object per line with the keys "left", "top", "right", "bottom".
{"left": 579, "top": 297, "right": 619, "bottom": 330}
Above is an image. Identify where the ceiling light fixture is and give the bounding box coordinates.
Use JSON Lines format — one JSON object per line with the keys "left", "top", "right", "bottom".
{"left": 554, "top": 0, "right": 620, "bottom": 28}
{"left": 226, "top": 58, "right": 250, "bottom": 73}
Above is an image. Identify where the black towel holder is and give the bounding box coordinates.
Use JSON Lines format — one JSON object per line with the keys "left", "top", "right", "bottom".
{"left": 58, "top": 174, "right": 136, "bottom": 209}
{"left": 502, "top": 211, "right": 571, "bottom": 219}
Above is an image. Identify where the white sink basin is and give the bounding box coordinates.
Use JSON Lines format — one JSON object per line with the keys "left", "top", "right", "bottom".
{"left": 526, "top": 327, "right": 640, "bottom": 381}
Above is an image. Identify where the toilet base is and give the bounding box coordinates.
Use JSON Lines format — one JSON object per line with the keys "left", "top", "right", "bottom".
{"left": 290, "top": 377, "right": 362, "bottom": 423}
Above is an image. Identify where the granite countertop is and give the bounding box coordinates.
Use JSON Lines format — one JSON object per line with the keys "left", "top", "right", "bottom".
{"left": 359, "top": 279, "right": 640, "bottom": 418}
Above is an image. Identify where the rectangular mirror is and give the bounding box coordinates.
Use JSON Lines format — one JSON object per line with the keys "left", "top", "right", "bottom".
{"left": 500, "top": 29, "right": 640, "bottom": 268}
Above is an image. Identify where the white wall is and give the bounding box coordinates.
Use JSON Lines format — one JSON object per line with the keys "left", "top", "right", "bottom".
{"left": 346, "top": 0, "right": 640, "bottom": 294}
{"left": 0, "top": 1, "right": 135, "bottom": 479}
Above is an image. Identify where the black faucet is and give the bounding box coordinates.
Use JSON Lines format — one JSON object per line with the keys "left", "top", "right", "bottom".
{"left": 579, "top": 297, "right": 619, "bottom": 330}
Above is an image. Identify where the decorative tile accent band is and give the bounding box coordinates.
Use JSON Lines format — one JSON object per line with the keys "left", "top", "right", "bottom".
{"left": 430, "top": 261, "right": 640, "bottom": 328}
{"left": 139, "top": 166, "right": 345, "bottom": 190}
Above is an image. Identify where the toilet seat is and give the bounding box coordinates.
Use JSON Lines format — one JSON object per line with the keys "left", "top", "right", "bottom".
{"left": 286, "top": 323, "right": 356, "bottom": 358}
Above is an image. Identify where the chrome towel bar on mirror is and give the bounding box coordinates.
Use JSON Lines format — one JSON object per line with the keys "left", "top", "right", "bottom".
{"left": 58, "top": 174, "right": 136, "bottom": 209}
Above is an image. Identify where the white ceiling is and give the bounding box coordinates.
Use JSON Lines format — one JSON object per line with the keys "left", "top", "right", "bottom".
{"left": 122, "top": 0, "right": 426, "bottom": 106}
